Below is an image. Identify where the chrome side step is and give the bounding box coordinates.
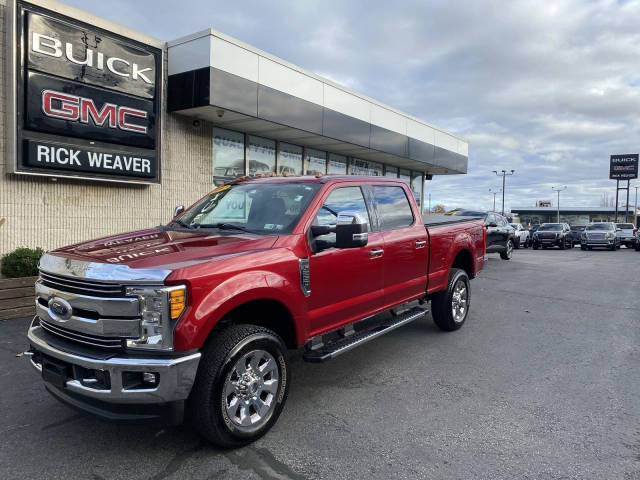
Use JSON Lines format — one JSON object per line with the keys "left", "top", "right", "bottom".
{"left": 302, "top": 307, "right": 427, "bottom": 363}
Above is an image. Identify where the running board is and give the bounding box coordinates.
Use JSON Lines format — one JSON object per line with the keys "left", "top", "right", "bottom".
{"left": 302, "top": 307, "right": 427, "bottom": 363}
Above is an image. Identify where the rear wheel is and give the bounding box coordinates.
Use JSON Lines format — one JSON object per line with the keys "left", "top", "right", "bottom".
{"left": 581, "top": 245, "right": 587, "bottom": 251}
{"left": 190, "top": 324, "right": 290, "bottom": 448}
{"left": 431, "top": 268, "right": 470, "bottom": 331}
{"left": 500, "top": 240, "right": 514, "bottom": 260}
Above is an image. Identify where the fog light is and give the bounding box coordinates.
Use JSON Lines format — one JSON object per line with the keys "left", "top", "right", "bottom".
{"left": 122, "top": 371, "right": 159, "bottom": 389}
{"left": 143, "top": 372, "right": 158, "bottom": 384}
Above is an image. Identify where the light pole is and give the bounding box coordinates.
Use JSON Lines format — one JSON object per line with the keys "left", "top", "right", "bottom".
{"left": 493, "top": 170, "right": 515, "bottom": 215}
{"left": 552, "top": 186, "right": 567, "bottom": 223}
{"left": 489, "top": 187, "right": 502, "bottom": 212}
{"left": 634, "top": 184, "right": 639, "bottom": 228}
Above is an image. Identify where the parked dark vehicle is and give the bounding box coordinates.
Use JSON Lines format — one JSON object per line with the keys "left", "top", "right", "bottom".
{"left": 569, "top": 225, "right": 585, "bottom": 247}
{"left": 635, "top": 228, "right": 640, "bottom": 251}
{"left": 446, "top": 210, "right": 515, "bottom": 259}
{"left": 615, "top": 223, "right": 636, "bottom": 248}
{"left": 581, "top": 222, "right": 620, "bottom": 251}
{"left": 485, "top": 213, "right": 516, "bottom": 259}
{"left": 532, "top": 223, "right": 572, "bottom": 249}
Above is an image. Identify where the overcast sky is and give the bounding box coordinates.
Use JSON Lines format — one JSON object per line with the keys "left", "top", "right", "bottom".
{"left": 65, "top": 0, "right": 640, "bottom": 211}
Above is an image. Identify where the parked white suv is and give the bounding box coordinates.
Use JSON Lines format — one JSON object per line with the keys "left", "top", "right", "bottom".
{"left": 615, "top": 223, "right": 636, "bottom": 248}
{"left": 510, "top": 223, "right": 530, "bottom": 248}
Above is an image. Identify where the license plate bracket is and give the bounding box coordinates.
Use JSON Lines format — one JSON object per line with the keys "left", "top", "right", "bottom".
{"left": 42, "top": 358, "right": 69, "bottom": 389}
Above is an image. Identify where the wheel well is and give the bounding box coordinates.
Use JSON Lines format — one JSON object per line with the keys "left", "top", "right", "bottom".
{"left": 452, "top": 249, "right": 474, "bottom": 279}
{"left": 211, "top": 299, "right": 297, "bottom": 349}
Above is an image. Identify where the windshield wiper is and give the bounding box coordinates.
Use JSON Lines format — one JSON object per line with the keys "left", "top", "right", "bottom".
{"left": 198, "top": 223, "right": 253, "bottom": 233}
{"left": 171, "top": 218, "right": 193, "bottom": 229}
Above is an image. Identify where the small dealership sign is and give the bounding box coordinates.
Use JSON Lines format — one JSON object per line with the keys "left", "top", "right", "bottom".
{"left": 609, "top": 154, "right": 638, "bottom": 180}
{"left": 6, "top": 1, "right": 162, "bottom": 183}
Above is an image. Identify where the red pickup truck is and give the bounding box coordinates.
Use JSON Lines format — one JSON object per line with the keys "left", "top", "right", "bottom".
{"left": 27, "top": 175, "right": 485, "bottom": 447}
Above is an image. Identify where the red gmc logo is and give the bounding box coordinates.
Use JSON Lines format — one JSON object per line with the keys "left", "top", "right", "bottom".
{"left": 41, "top": 89, "right": 148, "bottom": 134}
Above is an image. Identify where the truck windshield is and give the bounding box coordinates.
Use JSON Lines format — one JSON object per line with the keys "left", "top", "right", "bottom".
{"left": 616, "top": 224, "right": 634, "bottom": 229}
{"left": 172, "top": 182, "right": 320, "bottom": 234}
{"left": 537, "top": 224, "right": 562, "bottom": 231}
{"left": 585, "top": 224, "right": 613, "bottom": 231}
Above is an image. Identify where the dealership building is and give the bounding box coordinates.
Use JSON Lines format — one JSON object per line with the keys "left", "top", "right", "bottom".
{"left": 511, "top": 206, "right": 639, "bottom": 226}
{"left": 0, "top": 0, "right": 468, "bottom": 257}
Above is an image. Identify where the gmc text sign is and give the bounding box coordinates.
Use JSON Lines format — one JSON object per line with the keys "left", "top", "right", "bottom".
{"left": 610, "top": 154, "right": 639, "bottom": 180}
{"left": 8, "top": 1, "right": 162, "bottom": 183}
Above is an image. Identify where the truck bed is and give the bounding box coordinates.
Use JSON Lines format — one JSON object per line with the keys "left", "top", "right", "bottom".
{"left": 423, "top": 214, "right": 484, "bottom": 228}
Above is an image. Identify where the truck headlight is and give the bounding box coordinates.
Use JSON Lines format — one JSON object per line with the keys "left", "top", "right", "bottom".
{"left": 606, "top": 232, "right": 615, "bottom": 239}
{"left": 124, "top": 285, "right": 187, "bottom": 351}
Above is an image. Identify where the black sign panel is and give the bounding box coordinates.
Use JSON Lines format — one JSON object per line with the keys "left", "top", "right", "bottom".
{"left": 610, "top": 154, "right": 638, "bottom": 180}
{"left": 11, "top": 2, "right": 162, "bottom": 183}
{"left": 23, "top": 139, "right": 157, "bottom": 178}
{"left": 25, "top": 71, "right": 156, "bottom": 149}
{"left": 27, "top": 12, "right": 156, "bottom": 99}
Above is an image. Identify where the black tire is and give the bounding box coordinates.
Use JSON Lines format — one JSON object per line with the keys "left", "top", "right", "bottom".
{"left": 635, "top": 243, "right": 640, "bottom": 251}
{"left": 559, "top": 239, "right": 565, "bottom": 249}
{"left": 500, "top": 239, "right": 514, "bottom": 260}
{"left": 431, "top": 268, "right": 470, "bottom": 332}
{"left": 190, "top": 324, "right": 290, "bottom": 448}
{"left": 581, "top": 245, "right": 586, "bottom": 251}
{"left": 588, "top": 246, "right": 592, "bottom": 251}
{"left": 533, "top": 243, "right": 539, "bottom": 250}
{"left": 610, "top": 244, "right": 616, "bottom": 251}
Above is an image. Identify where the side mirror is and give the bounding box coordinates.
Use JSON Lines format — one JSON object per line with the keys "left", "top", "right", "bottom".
{"left": 616, "top": 228, "right": 622, "bottom": 232}
{"left": 335, "top": 210, "right": 368, "bottom": 248}
{"left": 173, "top": 205, "right": 185, "bottom": 218}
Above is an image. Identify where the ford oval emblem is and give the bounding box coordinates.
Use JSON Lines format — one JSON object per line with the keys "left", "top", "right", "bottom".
{"left": 48, "top": 297, "right": 72, "bottom": 321}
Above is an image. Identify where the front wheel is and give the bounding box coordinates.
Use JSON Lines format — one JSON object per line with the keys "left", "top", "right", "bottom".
{"left": 431, "top": 268, "right": 470, "bottom": 331}
{"left": 533, "top": 243, "right": 539, "bottom": 250}
{"left": 500, "top": 240, "right": 514, "bottom": 260}
{"left": 581, "top": 245, "right": 586, "bottom": 251}
{"left": 190, "top": 324, "right": 290, "bottom": 448}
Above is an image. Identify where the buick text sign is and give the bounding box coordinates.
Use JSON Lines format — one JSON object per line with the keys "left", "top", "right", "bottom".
{"left": 610, "top": 154, "right": 638, "bottom": 180}
{"left": 8, "top": 2, "right": 162, "bottom": 183}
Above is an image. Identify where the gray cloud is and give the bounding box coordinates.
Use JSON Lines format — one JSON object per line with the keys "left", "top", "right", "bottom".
{"left": 64, "top": 0, "right": 640, "bottom": 211}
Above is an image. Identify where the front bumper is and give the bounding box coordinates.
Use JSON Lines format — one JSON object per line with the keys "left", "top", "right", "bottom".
{"left": 581, "top": 238, "right": 615, "bottom": 247}
{"left": 27, "top": 318, "right": 201, "bottom": 422}
{"left": 534, "top": 237, "right": 562, "bottom": 246}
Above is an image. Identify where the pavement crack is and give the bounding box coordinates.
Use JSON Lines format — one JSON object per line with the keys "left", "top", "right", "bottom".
{"left": 41, "top": 413, "right": 82, "bottom": 431}
{"left": 225, "top": 446, "right": 306, "bottom": 480}
{"left": 148, "top": 441, "right": 203, "bottom": 480}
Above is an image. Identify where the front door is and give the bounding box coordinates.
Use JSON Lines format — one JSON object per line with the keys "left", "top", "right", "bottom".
{"left": 306, "top": 185, "right": 385, "bottom": 336}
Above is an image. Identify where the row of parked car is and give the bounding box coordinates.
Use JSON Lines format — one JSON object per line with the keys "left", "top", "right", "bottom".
{"left": 445, "top": 209, "right": 639, "bottom": 258}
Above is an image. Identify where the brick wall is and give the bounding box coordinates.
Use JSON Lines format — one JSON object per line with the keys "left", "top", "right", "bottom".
{"left": 0, "top": 0, "right": 215, "bottom": 258}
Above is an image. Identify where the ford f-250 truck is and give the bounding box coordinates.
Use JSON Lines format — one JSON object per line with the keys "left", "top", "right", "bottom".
{"left": 26, "top": 175, "right": 486, "bottom": 447}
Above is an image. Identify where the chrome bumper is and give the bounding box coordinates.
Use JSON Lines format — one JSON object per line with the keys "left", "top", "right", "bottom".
{"left": 27, "top": 319, "right": 200, "bottom": 404}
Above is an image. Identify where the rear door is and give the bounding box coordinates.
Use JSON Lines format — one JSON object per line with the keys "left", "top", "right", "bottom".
{"left": 306, "top": 184, "right": 385, "bottom": 335}
{"left": 371, "top": 184, "right": 429, "bottom": 307}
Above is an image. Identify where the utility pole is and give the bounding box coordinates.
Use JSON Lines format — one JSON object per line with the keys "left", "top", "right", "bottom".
{"left": 552, "top": 186, "right": 567, "bottom": 223}
{"left": 493, "top": 170, "right": 515, "bottom": 215}
{"left": 634, "top": 184, "right": 639, "bottom": 228}
{"left": 489, "top": 187, "right": 501, "bottom": 212}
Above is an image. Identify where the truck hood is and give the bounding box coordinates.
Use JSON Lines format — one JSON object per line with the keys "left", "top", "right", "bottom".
{"left": 46, "top": 227, "right": 279, "bottom": 274}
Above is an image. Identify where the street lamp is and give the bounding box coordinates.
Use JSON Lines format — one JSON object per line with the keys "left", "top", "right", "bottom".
{"left": 492, "top": 170, "right": 515, "bottom": 215}
{"left": 489, "top": 187, "right": 502, "bottom": 212}
{"left": 552, "top": 186, "right": 567, "bottom": 223}
{"left": 633, "top": 184, "right": 639, "bottom": 228}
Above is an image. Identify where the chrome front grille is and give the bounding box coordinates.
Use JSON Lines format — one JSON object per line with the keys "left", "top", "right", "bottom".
{"left": 39, "top": 318, "right": 125, "bottom": 349}
{"left": 39, "top": 271, "right": 124, "bottom": 297}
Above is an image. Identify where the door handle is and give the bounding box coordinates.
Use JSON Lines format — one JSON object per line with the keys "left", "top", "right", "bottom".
{"left": 415, "top": 240, "right": 426, "bottom": 248}
{"left": 369, "top": 249, "right": 384, "bottom": 257}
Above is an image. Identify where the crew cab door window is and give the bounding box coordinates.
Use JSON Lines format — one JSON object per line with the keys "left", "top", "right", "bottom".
{"left": 313, "top": 186, "right": 370, "bottom": 249}
{"left": 371, "top": 186, "right": 414, "bottom": 230}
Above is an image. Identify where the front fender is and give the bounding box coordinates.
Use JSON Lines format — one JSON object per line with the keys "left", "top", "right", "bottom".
{"left": 173, "top": 270, "right": 306, "bottom": 351}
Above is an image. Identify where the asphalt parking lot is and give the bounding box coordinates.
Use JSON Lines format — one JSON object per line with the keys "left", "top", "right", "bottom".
{"left": 1, "top": 246, "right": 639, "bottom": 480}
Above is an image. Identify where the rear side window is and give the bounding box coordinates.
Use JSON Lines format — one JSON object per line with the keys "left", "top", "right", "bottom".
{"left": 372, "top": 186, "right": 414, "bottom": 230}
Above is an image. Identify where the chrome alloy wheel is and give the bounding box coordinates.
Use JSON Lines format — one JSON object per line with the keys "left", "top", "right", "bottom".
{"left": 224, "top": 349, "right": 279, "bottom": 431}
{"left": 451, "top": 280, "right": 468, "bottom": 323}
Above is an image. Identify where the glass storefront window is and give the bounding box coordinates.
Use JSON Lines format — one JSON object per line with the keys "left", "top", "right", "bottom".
{"left": 278, "top": 143, "right": 303, "bottom": 176}
{"left": 213, "top": 128, "right": 245, "bottom": 186}
{"left": 399, "top": 169, "right": 411, "bottom": 184}
{"left": 248, "top": 135, "right": 276, "bottom": 177}
{"left": 305, "top": 148, "right": 327, "bottom": 175}
{"left": 411, "top": 172, "right": 423, "bottom": 207}
{"left": 350, "top": 158, "right": 383, "bottom": 176}
{"left": 385, "top": 166, "right": 398, "bottom": 178}
{"left": 328, "top": 153, "right": 347, "bottom": 174}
